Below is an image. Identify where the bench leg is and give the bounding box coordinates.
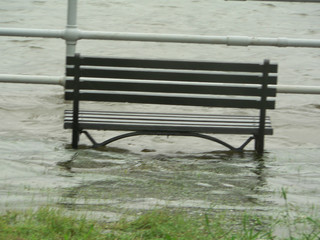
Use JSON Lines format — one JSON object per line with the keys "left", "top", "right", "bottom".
{"left": 72, "top": 129, "right": 79, "bottom": 149}
{"left": 254, "top": 134, "right": 264, "bottom": 155}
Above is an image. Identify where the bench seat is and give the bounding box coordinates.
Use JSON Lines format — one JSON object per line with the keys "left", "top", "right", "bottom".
{"left": 64, "top": 110, "right": 273, "bottom": 134}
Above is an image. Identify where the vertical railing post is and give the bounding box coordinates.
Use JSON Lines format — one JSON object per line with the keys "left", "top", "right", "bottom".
{"left": 66, "top": 0, "right": 78, "bottom": 57}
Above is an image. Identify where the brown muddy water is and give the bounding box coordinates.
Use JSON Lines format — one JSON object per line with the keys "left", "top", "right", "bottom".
{"left": 0, "top": 0, "right": 320, "bottom": 222}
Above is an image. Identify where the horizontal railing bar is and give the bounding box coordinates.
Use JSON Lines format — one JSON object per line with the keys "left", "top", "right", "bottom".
{"left": 274, "top": 85, "right": 320, "bottom": 94}
{"left": 0, "top": 74, "right": 65, "bottom": 86}
{"left": 0, "top": 28, "right": 65, "bottom": 38}
{"left": 79, "top": 31, "right": 320, "bottom": 48}
{"left": 1, "top": 27, "right": 320, "bottom": 48}
{"left": 1, "top": 62, "right": 317, "bottom": 93}
{"left": 0, "top": 74, "right": 319, "bottom": 94}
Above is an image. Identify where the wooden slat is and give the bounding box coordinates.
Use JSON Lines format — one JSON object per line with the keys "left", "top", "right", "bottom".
{"left": 64, "top": 122, "right": 272, "bottom": 134}
{"left": 64, "top": 119, "right": 271, "bottom": 129}
{"left": 65, "top": 91, "right": 276, "bottom": 109}
{"left": 64, "top": 112, "right": 272, "bottom": 126}
{"left": 67, "top": 56, "right": 278, "bottom": 73}
{"left": 64, "top": 110, "right": 267, "bottom": 122}
{"left": 65, "top": 79, "right": 277, "bottom": 97}
{"left": 65, "top": 67, "right": 277, "bottom": 85}
{"left": 65, "top": 110, "right": 261, "bottom": 118}
{"left": 64, "top": 110, "right": 270, "bottom": 121}
{"left": 64, "top": 110, "right": 273, "bottom": 135}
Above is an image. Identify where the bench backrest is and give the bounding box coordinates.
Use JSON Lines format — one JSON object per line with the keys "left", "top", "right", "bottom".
{"left": 65, "top": 54, "right": 277, "bottom": 110}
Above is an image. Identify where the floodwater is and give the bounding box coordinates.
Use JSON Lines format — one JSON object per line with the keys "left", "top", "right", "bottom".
{"left": 0, "top": 0, "right": 320, "bottom": 222}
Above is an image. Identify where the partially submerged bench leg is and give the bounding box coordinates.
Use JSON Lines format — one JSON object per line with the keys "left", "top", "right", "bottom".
{"left": 253, "top": 59, "right": 271, "bottom": 156}
{"left": 71, "top": 53, "right": 81, "bottom": 149}
{"left": 72, "top": 129, "right": 79, "bottom": 149}
{"left": 254, "top": 134, "right": 265, "bottom": 156}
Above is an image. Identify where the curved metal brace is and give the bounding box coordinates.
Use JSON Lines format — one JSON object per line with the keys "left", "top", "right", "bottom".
{"left": 93, "top": 131, "right": 147, "bottom": 148}
{"left": 81, "top": 130, "right": 255, "bottom": 151}
{"left": 176, "top": 132, "right": 237, "bottom": 151}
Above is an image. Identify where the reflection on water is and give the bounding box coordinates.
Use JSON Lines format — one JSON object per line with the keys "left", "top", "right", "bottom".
{"left": 59, "top": 150, "right": 267, "bottom": 208}
{"left": 0, "top": 0, "right": 319, "bottom": 223}
{"left": 55, "top": 147, "right": 319, "bottom": 216}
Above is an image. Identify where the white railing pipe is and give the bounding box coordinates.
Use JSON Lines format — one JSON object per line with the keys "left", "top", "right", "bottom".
{"left": 65, "top": 0, "right": 78, "bottom": 56}
{"left": 67, "top": 0, "right": 77, "bottom": 27}
{"left": 275, "top": 85, "right": 320, "bottom": 95}
{"left": 0, "top": 28, "right": 64, "bottom": 39}
{"left": 79, "top": 31, "right": 320, "bottom": 48}
{"left": 1, "top": 27, "right": 320, "bottom": 48}
{"left": 0, "top": 74, "right": 65, "bottom": 86}
{"left": 0, "top": 74, "right": 319, "bottom": 95}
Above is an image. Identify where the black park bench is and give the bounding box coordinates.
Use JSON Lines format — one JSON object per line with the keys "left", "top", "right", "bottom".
{"left": 64, "top": 54, "right": 277, "bottom": 155}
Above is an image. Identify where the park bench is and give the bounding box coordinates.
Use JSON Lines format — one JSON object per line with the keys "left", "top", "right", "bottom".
{"left": 64, "top": 54, "right": 277, "bottom": 155}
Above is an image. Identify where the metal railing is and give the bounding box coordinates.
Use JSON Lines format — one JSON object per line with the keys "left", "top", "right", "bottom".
{"left": 0, "top": 0, "right": 319, "bottom": 94}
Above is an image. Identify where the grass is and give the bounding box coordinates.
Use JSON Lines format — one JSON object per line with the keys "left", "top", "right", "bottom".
{"left": 106, "top": 209, "right": 275, "bottom": 240}
{"left": 0, "top": 206, "right": 319, "bottom": 240}
{"left": 0, "top": 207, "right": 103, "bottom": 240}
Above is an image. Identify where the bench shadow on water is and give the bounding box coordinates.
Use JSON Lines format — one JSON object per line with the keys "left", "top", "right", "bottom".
{"left": 57, "top": 144, "right": 274, "bottom": 218}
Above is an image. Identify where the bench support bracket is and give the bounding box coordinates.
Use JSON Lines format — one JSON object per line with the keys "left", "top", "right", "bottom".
{"left": 80, "top": 130, "right": 255, "bottom": 152}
